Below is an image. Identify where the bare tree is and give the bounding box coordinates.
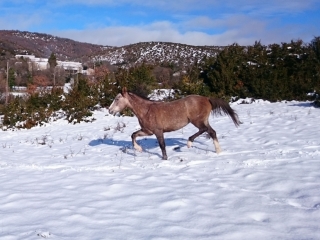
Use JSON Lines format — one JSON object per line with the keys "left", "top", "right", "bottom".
{"left": 153, "top": 66, "right": 173, "bottom": 87}
{"left": 27, "top": 73, "right": 50, "bottom": 95}
{"left": 52, "top": 66, "right": 66, "bottom": 86}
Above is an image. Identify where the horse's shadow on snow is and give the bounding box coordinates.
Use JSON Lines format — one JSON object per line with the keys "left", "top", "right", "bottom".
{"left": 289, "top": 102, "right": 319, "bottom": 108}
{"left": 89, "top": 137, "right": 190, "bottom": 158}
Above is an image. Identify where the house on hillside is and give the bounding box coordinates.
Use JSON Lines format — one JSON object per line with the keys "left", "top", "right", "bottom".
{"left": 57, "top": 61, "right": 82, "bottom": 74}
{"left": 82, "top": 68, "right": 95, "bottom": 76}
{"left": 15, "top": 55, "right": 88, "bottom": 74}
{"left": 16, "top": 55, "right": 49, "bottom": 71}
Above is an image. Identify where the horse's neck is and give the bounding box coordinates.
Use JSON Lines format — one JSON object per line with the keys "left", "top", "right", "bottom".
{"left": 128, "top": 94, "right": 152, "bottom": 118}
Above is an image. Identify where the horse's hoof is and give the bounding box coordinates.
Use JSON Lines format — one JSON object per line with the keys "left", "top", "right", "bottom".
{"left": 133, "top": 143, "right": 142, "bottom": 152}
{"left": 187, "top": 140, "right": 192, "bottom": 148}
{"left": 134, "top": 145, "right": 143, "bottom": 152}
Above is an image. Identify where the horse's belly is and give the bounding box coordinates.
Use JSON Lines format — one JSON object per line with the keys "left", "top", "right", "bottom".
{"left": 162, "top": 117, "right": 189, "bottom": 132}
{"left": 150, "top": 103, "right": 190, "bottom": 132}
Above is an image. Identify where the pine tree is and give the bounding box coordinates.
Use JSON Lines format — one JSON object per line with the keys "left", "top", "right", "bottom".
{"left": 309, "top": 37, "right": 320, "bottom": 96}
{"left": 115, "top": 63, "right": 157, "bottom": 97}
{"left": 8, "top": 67, "right": 15, "bottom": 90}
{"left": 201, "top": 43, "right": 245, "bottom": 98}
{"left": 48, "top": 52, "right": 57, "bottom": 69}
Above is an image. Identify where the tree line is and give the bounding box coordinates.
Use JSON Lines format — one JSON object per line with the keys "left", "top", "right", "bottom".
{"left": 0, "top": 37, "right": 319, "bottom": 129}
{"left": 200, "top": 38, "right": 320, "bottom": 101}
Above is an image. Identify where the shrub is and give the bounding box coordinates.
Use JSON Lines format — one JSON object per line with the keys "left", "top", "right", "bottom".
{"left": 62, "top": 76, "right": 97, "bottom": 124}
{"left": 2, "top": 87, "right": 64, "bottom": 129}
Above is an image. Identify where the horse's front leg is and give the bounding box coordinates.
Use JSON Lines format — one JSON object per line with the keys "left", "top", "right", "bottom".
{"left": 131, "top": 129, "right": 151, "bottom": 152}
{"left": 154, "top": 131, "right": 167, "bottom": 160}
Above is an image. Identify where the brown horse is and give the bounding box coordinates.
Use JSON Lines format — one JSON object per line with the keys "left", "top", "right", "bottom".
{"left": 109, "top": 87, "right": 240, "bottom": 160}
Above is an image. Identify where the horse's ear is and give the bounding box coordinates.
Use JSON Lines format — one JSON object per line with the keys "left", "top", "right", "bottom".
{"left": 121, "top": 87, "right": 128, "bottom": 96}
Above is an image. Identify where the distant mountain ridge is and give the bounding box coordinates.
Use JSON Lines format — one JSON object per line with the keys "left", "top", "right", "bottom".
{"left": 0, "top": 30, "right": 222, "bottom": 66}
{"left": 0, "top": 30, "right": 104, "bottom": 61}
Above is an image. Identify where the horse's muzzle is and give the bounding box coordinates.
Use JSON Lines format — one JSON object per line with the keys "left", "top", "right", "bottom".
{"left": 108, "top": 109, "right": 117, "bottom": 116}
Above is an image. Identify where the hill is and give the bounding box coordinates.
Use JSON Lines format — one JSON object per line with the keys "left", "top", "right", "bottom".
{"left": 98, "top": 42, "right": 222, "bottom": 67}
{"left": 0, "top": 30, "right": 222, "bottom": 67}
{"left": 0, "top": 30, "right": 104, "bottom": 61}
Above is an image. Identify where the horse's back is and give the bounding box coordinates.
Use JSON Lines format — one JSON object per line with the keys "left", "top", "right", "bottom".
{"left": 149, "top": 99, "right": 189, "bottom": 131}
{"left": 183, "top": 95, "right": 212, "bottom": 116}
{"left": 146, "top": 95, "right": 211, "bottom": 132}
{"left": 159, "top": 95, "right": 210, "bottom": 114}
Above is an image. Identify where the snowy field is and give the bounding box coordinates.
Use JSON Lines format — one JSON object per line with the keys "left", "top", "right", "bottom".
{"left": 0, "top": 99, "right": 320, "bottom": 239}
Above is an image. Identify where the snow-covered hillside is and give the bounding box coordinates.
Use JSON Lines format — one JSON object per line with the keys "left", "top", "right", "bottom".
{"left": 0, "top": 100, "right": 319, "bottom": 239}
{"left": 98, "top": 42, "right": 221, "bottom": 66}
{"left": 1, "top": 30, "right": 221, "bottom": 65}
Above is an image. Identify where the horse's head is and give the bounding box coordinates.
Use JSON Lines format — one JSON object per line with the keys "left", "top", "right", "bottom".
{"left": 108, "top": 87, "right": 130, "bottom": 115}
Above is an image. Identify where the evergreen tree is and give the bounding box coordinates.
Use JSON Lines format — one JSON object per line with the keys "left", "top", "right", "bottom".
{"left": 309, "top": 37, "right": 320, "bottom": 95}
{"left": 115, "top": 63, "right": 157, "bottom": 97}
{"left": 201, "top": 43, "right": 245, "bottom": 98}
{"left": 63, "top": 76, "right": 96, "bottom": 123}
{"left": 8, "top": 67, "right": 15, "bottom": 90}
{"left": 48, "top": 52, "right": 57, "bottom": 69}
{"left": 178, "top": 63, "right": 210, "bottom": 96}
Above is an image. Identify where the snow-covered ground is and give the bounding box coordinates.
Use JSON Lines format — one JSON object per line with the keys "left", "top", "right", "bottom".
{"left": 0, "top": 100, "right": 319, "bottom": 239}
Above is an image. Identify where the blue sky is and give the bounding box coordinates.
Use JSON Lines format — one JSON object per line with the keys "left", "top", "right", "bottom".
{"left": 0, "top": 0, "right": 319, "bottom": 46}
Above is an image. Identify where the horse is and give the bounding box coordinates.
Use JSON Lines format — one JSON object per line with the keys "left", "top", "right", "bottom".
{"left": 108, "top": 87, "right": 240, "bottom": 160}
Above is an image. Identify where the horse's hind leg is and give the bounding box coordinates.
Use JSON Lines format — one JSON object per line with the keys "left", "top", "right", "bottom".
{"left": 207, "top": 125, "right": 222, "bottom": 154}
{"left": 188, "top": 122, "right": 222, "bottom": 154}
{"left": 187, "top": 128, "right": 206, "bottom": 148}
{"left": 131, "top": 129, "right": 151, "bottom": 152}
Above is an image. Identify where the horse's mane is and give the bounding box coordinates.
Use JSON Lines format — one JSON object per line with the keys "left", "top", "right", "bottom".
{"left": 128, "top": 91, "right": 153, "bottom": 102}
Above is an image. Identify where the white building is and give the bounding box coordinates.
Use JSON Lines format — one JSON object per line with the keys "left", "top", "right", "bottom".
{"left": 57, "top": 61, "right": 82, "bottom": 72}
{"left": 16, "top": 55, "right": 49, "bottom": 71}
{"left": 15, "top": 55, "right": 85, "bottom": 74}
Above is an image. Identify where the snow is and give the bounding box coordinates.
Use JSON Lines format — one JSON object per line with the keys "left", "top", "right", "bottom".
{"left": 148, "top": 89, "right": 179, "bottom": 101}
{"left": 1, "top": 100, "right": 320, "bottom": 239}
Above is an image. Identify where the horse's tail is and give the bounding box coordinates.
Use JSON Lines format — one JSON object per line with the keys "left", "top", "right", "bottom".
{"left": 209, "top": 98, "right": 241, "bottom": 127}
